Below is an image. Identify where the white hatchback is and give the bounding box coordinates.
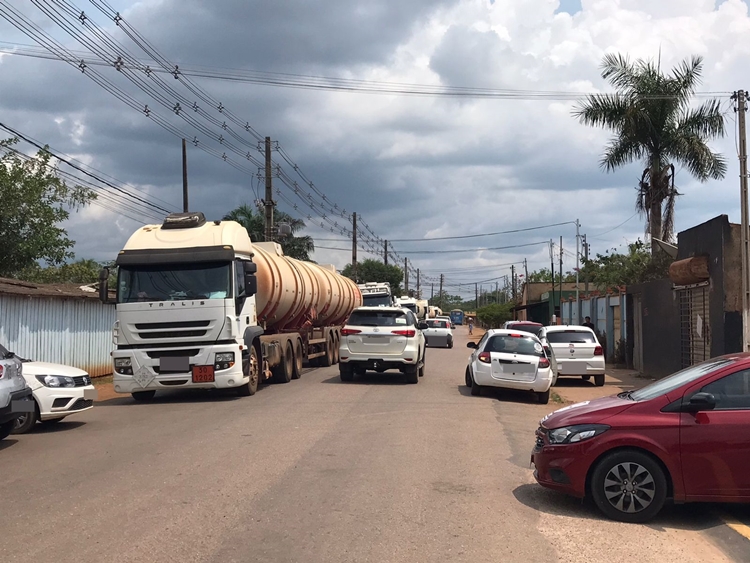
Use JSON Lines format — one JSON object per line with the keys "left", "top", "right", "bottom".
{"left": 12, "top": 358, "right": 98, "bottom": 434}
{"left": 465, "top": 329, "right": 555, "bottom": 404}
{"left": 339, "top": 306, "right": 427, "bottom": 384}
{"left": 537, "top": 325, "right": 606, "bottom": 386}
{"left": 423, "top": 318, "right": 453, "bottom": 348}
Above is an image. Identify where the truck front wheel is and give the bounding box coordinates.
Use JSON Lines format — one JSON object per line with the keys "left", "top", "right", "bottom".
{"left": 238, "top": 346, "right": 259, "bottom": 396}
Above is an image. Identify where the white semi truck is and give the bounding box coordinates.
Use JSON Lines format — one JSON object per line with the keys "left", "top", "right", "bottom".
{"left": 357, "top": 281, "right": 396, "bottom": 307}
{"left": 99, "top": 212, "right": 362, "bottom": 400}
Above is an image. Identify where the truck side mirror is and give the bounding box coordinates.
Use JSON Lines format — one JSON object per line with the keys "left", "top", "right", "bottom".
{"left": 99, "top": 267, "right": 110, "bottom": 304}
{"left": 243, "top": 261, "right": 258, "bottom": 296}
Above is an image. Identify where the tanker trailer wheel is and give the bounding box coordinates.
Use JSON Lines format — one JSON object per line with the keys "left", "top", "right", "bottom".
{"left": 292, "top": 340, "right": 303, "bottom": 380}
{"left": 237, "top": 346, "right": 259, "bottom": 397}
{"left": 273, "top": 342, "right": 294, "bottom": 383}
{"left": 332, "top": 335, "right": 340, "bottom": 364}
{"left": 321, "top": 335, "right": 334, "bottom": 367}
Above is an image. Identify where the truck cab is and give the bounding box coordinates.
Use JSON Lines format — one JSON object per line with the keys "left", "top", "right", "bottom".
{"left": 358, "top": 282, "right": 395, "bottom": 307}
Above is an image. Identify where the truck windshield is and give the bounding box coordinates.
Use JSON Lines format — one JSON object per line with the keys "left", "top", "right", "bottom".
{"left": 401, "top": 304, "right": 417, "bottom": 314}
{"left": 118, "top": 262, "right": 232, "bottom": 303}
{"left": 362, "top": 294, "right": 392, "bottom": 307}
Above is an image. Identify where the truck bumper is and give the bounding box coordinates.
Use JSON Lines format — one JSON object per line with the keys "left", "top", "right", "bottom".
{"left": 112, "top": 343, "right": 247, "bottom": 394}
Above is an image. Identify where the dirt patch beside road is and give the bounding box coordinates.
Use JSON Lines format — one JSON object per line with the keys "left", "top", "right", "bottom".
{"left": 553, "top": 368, "right": 654, "bottom": 404}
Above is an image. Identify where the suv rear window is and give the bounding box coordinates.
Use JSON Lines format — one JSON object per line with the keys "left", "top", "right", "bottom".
{"left": 546, "top": 331, "right": 595, "bottom": 344}
{"left": 347, "top": 310, "right": 409, "bottom": 327}
{"left": 486, "top": 335, "right": 543, "bottom": 356}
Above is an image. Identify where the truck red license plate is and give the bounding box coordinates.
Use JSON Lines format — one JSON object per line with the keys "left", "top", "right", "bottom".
{"left": 192, "top": 365, "right": 215, "bottom": 383}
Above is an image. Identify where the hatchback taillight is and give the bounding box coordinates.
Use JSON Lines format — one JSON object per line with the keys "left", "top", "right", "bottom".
{"left": 392, "top": 329, "right": 416, "bottom": 337}
{"left": 341, "top": 328, "right": 362, "bottom": 336}
{"left": 478, "top": 352, "right": 491, "bottom": 364}
{"left": 0, "top": 365, "right": 4, "bottom": 379}
{"left": 594, "top": 346, "right": 603, "bottom": 356}
{"left": 538, "top": 357, "right": 550, "bottom": 368}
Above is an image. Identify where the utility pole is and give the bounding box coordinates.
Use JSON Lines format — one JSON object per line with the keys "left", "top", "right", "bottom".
{"left": 181, "top": 138, "right": 189, "bottom": 212}
{"left": 264, "top": 136, "right": 274, "bottom": 241}
{"left": 550, "top": 240, "right": 556, "bottom": 323}
{"left": 431, "top": 283, "right": 434, "bottom": 300}
{"left": 439, "top": 274, "right": 444, "bottom": 309}
{"left": 475, "top": 283, "right": 478, "bottom": 310}
{"left": 559, "top": 236, "right": 563, "bottom": 319}
{"left": 511, "top": 265, "right": 516, "bottom": 301}
{"left": 384, "top": 240, "right": 388, "bottom": 265}
{"left": 404, "top": 258, "right": 409, "bottom": 295}
{"left": 351, "top": 212, "right": 358, "bottom": 282}
{"left": 416, "top": 269, "right": 421, "bottom": 299}
{"left": 734, "top": 90, "right": 750, "bottom": 352}
{"left": 576, "top": 219, "right": 581, "bottom": 324}
{"left": 583, "top": 234, "right": 589, "bottom": 298}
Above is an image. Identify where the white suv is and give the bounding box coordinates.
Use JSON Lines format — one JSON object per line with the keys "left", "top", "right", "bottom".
{"left": 339, "top": 306, "right": 427, "bottom": 384}
{"left": 537, "top": 325, "right": 606, "bottom": 386}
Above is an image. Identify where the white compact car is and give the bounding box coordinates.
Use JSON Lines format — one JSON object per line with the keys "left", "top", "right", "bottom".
{"left": 423, "top": 318, "right": 453, "bottom": 348}
{"left": 465, "top": 329, "right": 555, "bottom": 404}
{"left": 12, "top": 358, "right": 98, "bottom": 433}
{"left": 339, "top": 306, "right": 427, "bottom": 384}
{"left": 537, "top": 325, "right": 606, "bottom": 386}
{"left": 436, "top": 316, "right": 454, "bottom": 329}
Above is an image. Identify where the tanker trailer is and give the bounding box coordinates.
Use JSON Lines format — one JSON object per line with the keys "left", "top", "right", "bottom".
{"left": 99, "top": 212, "right": 361, "bottom": 401}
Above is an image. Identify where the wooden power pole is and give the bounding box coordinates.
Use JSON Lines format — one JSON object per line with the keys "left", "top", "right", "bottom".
{"left": 736, "top": 90, "right": 750, "bottom": 352}
{"left": 264, "top": 137, "right": 274, "bottom": 241}
{"left": 352, "top": 212, "right": 358, "bottom": 282}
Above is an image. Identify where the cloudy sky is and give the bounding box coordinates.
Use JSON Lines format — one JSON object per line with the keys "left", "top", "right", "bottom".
{"left": 2, "top": 0, "right": 749, "bottom": 299}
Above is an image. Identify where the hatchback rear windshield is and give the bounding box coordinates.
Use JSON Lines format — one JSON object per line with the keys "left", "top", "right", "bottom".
{"left": 546, "top": 331, "right": 596, "bottom": 344}
{"left": 486, "top": 335, "right": 543, "bottom": 356}
{"left": 426, "top": 320, "right": 448, "bottom": 328}
{"left": 347, "top": 310, "right": 409, "bottom": 327}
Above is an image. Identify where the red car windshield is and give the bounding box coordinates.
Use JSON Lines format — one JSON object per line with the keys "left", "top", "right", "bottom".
{"left": 629, "top": 357, "right": 735, "bottom": 401}
{"left": 506, "top": 324, "right": 542, "bottom": 335}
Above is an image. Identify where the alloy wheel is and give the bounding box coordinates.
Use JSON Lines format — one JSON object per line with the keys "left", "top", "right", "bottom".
{"left": 603, "top": 462, "right": 656, "bottom": 514}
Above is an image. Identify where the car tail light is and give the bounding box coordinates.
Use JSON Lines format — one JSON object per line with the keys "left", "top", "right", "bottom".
{"left": 478, "top": 352, "right": 491, "bottom": 364}
{"left": 392, "top": 329, "right": 416, "bottom": 337}
{"left": 341, "top": 328, "right": 361, "bottom": 336}
{"left": 509, "top": 333, "right": 524, "bottom": 338}
{"left": 538, "top": 357, "right": 550, "bottom": 368}
{"left": 0, "top": 365, "right": 3, "bottom": 379}
{"left": 594, "top": 346, "right": 603, "bottom": 356}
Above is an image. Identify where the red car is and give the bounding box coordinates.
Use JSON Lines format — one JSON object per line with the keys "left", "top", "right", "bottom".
{"left": 531, "top": 353, "right": 750, "bottom": 522}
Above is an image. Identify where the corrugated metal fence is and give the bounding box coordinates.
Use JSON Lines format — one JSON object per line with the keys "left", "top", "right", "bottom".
{"left": 0, "top": 294, "right": 115, "bottom": 377}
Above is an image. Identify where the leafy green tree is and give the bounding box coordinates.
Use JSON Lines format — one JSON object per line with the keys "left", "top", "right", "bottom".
{"left": 341, "top": 259, "right": 404, "bottom": 294}
{"left": 476, "top": 303, "right": 514, "bottom": 328}
{"left": 0, "top": 138, "right": 96, "bottom": 277}
{"left": 223, "top": 204, "right": 315, "bottom": 261}
{"left": 573, "top": 54, "right": 726, "bottom": 248}
{"left": 19, "top": 259, "right": 115, "bottom": 285}
{"left": 580, "top": 240, "right": 672, "bottom": 290}
{"left": 526, "top": 268, "right": 576, "bottom": 284}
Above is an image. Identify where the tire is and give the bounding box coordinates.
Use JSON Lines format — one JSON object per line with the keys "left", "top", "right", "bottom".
{"left": 339, "top": 363, "right": 354, "bottom": 382}
{"left": 405, "top": 366, "right": 419, "bottom": 384}
{"left": 237, "top": 346, "right": 259, "bottom": 396}
{"left": 465, "top": 368, "right": 473, "bottom": 388}
{"left": 582, "top": 375, "right": 591, "bottom": 381}
{"left": 0, "top": 420, "right": 14, "bottom": 441}
{"left": 590, "top": 450, "right": 667, "bottom": 523}
{"left": 418, "top": 349, "right": 426, "bottom": 377}
{"left": 470, "top": 373, "right": 481, "bottom": 396}
{"left": 292, "top": 340, "right": 303, "bottom": 380}
{"left": 332, "top": 336, "right": 340, "bottom": 364}
{"left": 132, "top": 390, "right": 156, "bottom": 401}
{"left": 12, "top": 405, "right": 37, "bottom": 434}
{"left": 594, "top": 374, "right": 605, "bottom": 387}
{"left": 273, "top": 343, "right": 294, "bottom": 384}
{"left": 321, "top": 336, "right": 334, "bottom": 367}
{"left": 447, "top": 338, "right": 453, "bottom": 349}
{"left": 536, "top": 389, "right": 550, "bottom": 404}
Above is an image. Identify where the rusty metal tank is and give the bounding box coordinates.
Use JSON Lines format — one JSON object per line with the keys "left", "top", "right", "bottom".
{"left": 252, "top": 242, "right": 362, "bottom": 330}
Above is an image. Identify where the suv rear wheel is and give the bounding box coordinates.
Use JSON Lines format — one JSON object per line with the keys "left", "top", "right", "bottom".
{"left": 0, "top": 420, "right": 14, "bottom": 440}
{"left": 339, "top": 363, "right": 354, "bottom": 382}
{"left": 405, "top": 365, "right": 419, "bottom": 384}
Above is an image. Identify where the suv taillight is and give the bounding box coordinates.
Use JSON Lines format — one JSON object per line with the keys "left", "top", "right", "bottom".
{"left": 392, "top": 329, "right": 416, "bottom": 337}
{"left": 341, "top": 328, "right": 362, "bottom": 336}
{"left": 478, "top": 352, "right": 491, "bottom": 364}
{"left": 594, "top": 346, "right": 603, "bottom": 356}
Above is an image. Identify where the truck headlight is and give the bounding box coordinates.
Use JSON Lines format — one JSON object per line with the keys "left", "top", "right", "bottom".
{"left": 36, "top": 375, "right": 76, "bottom": 388}
{"left": 215, "top": 352, "right": 235, "bottom": 370}
{"left": 114, "top": 357, "right": 133, "bottom": 375}
{"left": 548, "top": 424, "right": 610, "bottom": 444}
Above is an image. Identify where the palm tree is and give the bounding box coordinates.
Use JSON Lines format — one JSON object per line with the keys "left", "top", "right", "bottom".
{"left": 223, "top": 204, "right": 315, "bottom": 261}
{"left": 573, "top": 54, "right": 726, "bottom": 248}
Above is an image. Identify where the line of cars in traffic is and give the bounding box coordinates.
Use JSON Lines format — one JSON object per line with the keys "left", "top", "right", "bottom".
{"left": 0, "top": 342, "right": 97, "bottom": 440}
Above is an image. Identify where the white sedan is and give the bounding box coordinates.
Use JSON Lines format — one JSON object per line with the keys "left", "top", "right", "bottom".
{"left": 423, "top": 319, "right": 453, "bottom": 348}
{"left": 537, "top": 325, "right": 606, "bottom": 386}
{"left": 465, "top": 329, "right": 555, "bottom": 404}
{"left": 12, "top": 358, "right": 98, "bottom": 434}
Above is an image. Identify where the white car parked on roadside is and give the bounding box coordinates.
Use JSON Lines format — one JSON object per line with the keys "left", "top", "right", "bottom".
{"left": 465, "top": 329, "right": 555, "bottom": 404}
{"left": 537, "top": 325, "right": 606, "bottom": 386}
{"left": 12, "top": 358, "right": 98, "bottom": 434}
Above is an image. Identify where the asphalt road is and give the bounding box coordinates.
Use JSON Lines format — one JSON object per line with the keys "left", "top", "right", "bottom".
{"left": 1, "top": 327, "right": 748, "bottom": 562}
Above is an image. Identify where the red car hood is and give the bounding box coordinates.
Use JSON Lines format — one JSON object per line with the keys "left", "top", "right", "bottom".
{"left": 540, "top": 395, "right": 634, "bottom": 429}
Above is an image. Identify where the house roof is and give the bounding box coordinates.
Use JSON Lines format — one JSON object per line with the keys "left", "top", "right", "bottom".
{"left": 0, "top": 277, "right": 108, "bottom": 301}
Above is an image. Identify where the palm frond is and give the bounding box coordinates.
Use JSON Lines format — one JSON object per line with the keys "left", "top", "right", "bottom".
{"left": 674, "top": 98, "right": 726, "bottom": 140}
{"left": 600, "top": 53, "right": 639, "bottom": 92}
{"left": 669, "top": 132, "right": 727, "bottom": 181}
{"left": 635, "top": 168, "right": 652, "bottom": 236}
{"left": 670, "top": 55, "right": 704, "bottom": 107}
{"left": 572, "top": 93, "right": 630, "bottom": 131}
{"left": 661, "top": 165, "right": 679, "bottom": 242}
{"left": 601, "top": 136, "right": 644, "bottom": 172}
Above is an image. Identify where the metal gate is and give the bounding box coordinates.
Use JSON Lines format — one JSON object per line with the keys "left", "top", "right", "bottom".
{"left": 678, "top": 283, "right": 710, "bottom": 368}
